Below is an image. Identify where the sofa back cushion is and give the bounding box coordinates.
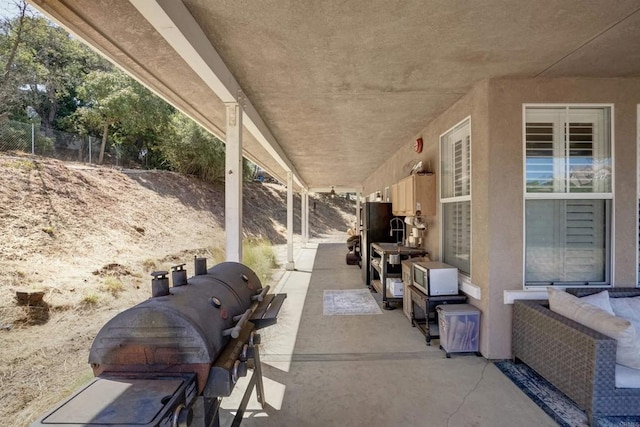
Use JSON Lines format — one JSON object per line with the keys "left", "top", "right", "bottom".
{"left": 610, "top": 296, "right": 640, "bottom": 337}
{"left": 548, "top": 287, "right": 640, "bottom": 369}
{"left": 579, "top": 289, "right": 615, "bottom": 314}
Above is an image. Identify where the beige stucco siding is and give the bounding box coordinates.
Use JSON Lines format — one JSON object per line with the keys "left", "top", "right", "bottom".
{"left": 364, "top": 77, "right": 640, "bottom": 359}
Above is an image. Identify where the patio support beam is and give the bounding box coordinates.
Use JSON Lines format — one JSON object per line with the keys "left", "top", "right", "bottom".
{"left": 128, "top": 0, "right": 306, "bottom": 189}
{"left": 302, "top": 191, "right": 309, "bottom": 245}
{"left": 225, "top": 101, "right": 243, "bottom": 262}
{"left": 305, "top": 191, "right": 311, "bottom": 242}
{"left": 356, "top": 193, "right": 362, "bottom": 234}
{"left": 286, "top": 171, "right": 295, "bottom": 271}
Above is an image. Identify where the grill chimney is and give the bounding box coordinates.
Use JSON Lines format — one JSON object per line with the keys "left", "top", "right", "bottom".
{"left": 150, "top": 271, "right": 169, "bottom": 297}
{"left": 172, "top": 264, "right": 187, "bottom": 287}
{"left": 194, "top": 257, "right": 207, "bottom": 276}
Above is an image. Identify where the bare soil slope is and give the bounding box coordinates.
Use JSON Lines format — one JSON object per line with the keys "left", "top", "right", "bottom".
{"left": 0, "top": 154, "right": 354, "bottom": 426}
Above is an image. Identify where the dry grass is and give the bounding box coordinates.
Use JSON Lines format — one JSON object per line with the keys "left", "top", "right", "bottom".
{"left": 206, "top": 239, "right": 278, "bottom": 284}
{"left": 7, "top": 159, "right": 36, "bottom": 171}
{"left": 243, "top": 238, "right": 278, "bottom": 283}
{"left": 80, "top": 293, "right": 100, "bottom": 307}
{"left": 142, "top": 258, "right": 157, "bottom": 272}
{"left": 101, "top": 277, "right": 124, "bottom": 296}
{"left": 41, "top": 226, "right": 55, "bottom": 237}
{"left": 0, "top": 155, "right": 353, "bottom": 426}
{"left": 0, "top": 306, "right": 114, "bottom": 426}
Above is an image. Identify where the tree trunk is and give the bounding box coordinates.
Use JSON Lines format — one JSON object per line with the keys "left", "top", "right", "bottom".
{"left": 0, "top": 1, "right": 28, "bottom": 98}
{"left": 98, "top": 122, "right": 108, "bottom": 165}
{"left": 45, "top": 90, "right": 57, "bottom": 137}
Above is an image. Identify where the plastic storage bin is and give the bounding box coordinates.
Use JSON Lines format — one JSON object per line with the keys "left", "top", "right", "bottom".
{"left": 386, "top": 278, "right": 404, "bottom": 296}
{"left": 436, "top": 304, "right": 480, "bottom": 357}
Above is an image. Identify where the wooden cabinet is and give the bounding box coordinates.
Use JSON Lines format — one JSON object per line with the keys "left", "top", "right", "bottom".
{"left": 391, "top": 183, "right": 399, "bottom": 210}
{"left": 392, "top": 174, "right": 436, "bottom": 216}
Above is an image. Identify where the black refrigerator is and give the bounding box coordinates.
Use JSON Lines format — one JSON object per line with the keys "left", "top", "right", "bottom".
{"left": 360, "top": 202, "right": 394, "bottom": 286}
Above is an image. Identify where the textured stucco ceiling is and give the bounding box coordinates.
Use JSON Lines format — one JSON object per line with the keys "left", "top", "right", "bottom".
{"left": 30, "top": 0, "right": 640, "bottom": 190}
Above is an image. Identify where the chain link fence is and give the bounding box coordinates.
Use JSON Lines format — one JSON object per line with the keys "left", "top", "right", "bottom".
{"left": 0, "top": 119, "right": 129, "bottom": 166}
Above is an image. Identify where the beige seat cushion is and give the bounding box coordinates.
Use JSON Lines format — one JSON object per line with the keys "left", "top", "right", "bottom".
{"left": 548, "top": 288, "right": 640, "bottom": 369}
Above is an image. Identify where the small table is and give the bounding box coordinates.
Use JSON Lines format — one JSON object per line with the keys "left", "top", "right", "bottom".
{"left": 409, "top": 285, "right": 467, "bottom": 345}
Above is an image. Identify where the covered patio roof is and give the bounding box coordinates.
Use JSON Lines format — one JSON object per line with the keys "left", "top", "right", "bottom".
{"left": 28, "top": 0, "right": 640, "bottom": 192}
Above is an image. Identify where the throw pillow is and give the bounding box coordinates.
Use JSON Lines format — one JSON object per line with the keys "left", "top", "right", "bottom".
{"left": 548, "top": 287, "right": 640, "bottom": 369}
{"left": 579, "top": 290, "right": 614, "bottom": 315}
{"left": 610, "top": 296, "right": 640, "bottom": 336}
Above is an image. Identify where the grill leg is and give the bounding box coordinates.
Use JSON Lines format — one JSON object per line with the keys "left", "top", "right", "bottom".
{"left": 231, "top": 343, "right": 266, "bottom": 427}
{"left": 231, "top": 372, "right": 257, "bottom": 427}
{"left": 254, "top": 344, "right": 265, "bottom": 408}
{"left": 191, "top": 396, "right": 220, "bottom": 427}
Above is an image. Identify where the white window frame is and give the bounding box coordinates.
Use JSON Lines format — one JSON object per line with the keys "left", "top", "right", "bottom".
{"left": 637, "top": 104, "right": 640, "bottom": 286}
{"left": 522, "top": 104, "right": 615, "bottom": 288}
{"left": 440, "top": 116, "right": 472, "bottom": 277}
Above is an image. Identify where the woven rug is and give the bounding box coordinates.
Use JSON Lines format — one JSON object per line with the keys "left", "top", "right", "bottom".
{"left": 323, "top": 289, "right": 382, "bottom": 316}
{"left": 495, "top": 360, "right": 640, "bottom": 427}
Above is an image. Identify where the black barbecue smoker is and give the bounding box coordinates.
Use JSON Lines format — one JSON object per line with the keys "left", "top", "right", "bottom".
{"left": 31, "top": 259, "right": 286, "bottom": 427}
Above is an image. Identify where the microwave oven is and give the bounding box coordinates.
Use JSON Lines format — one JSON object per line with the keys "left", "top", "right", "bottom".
{"left": 412, "top": 261, "right": 459, "bottom": 296}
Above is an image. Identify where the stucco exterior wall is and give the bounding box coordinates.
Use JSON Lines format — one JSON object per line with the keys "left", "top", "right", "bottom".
{"left": 364, "top": 81, "right": 491, "bottom": 268}
{"left": 363, "top": 77, "right": 640, "bottom": 359}
{"left": 485, "top": 77, "right": 640, "bottom": 358}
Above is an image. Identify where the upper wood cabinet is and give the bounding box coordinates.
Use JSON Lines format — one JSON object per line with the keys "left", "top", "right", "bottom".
{"left": 391, "top": 174, "right": 436, "bottom": 217}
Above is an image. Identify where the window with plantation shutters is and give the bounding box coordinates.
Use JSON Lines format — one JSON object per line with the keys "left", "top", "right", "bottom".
{"left": 525, "top": 122, "right": 554, "bottom": 192}
{"left": 524, "top": 106, "right": 612, "bottom": 286}
{"left": 441, "top": 118, "right": 471, "bottom": 275}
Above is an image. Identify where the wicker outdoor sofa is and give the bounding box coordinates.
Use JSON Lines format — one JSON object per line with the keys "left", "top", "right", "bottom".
{"left": 512, "top": 288, "right": 640, "bottom": 424}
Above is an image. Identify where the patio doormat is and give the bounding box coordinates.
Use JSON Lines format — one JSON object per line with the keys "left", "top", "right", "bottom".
{"left": 323, "top": 289, "right": 382, "bottom": 316}
{"left": 495, "top": 360, "right": 640, "bottom": 427}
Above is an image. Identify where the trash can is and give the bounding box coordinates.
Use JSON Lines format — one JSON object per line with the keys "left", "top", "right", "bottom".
{"left": 436, "top": 304, "right": 481, "bottom": 358}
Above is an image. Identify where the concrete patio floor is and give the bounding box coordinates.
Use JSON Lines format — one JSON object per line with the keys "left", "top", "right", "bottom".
{"left": 220, "top": 241, "right": 557, "bottom": 427}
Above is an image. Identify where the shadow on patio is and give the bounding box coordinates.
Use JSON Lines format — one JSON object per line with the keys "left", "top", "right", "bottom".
{"left": 219, "top": 242, "right": 555, "bottom": 427}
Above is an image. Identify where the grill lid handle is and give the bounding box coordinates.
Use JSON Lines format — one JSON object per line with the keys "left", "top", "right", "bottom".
{"left": 251, "top": 285, "right": 270, "bottom": 302}
{"left": 223, "top": 308, "right": 252, "bottom": 339}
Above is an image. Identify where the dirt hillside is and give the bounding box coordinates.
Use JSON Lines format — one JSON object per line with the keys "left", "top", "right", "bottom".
{"left": 0, "top": 153, "right": 354, "bottom": 426}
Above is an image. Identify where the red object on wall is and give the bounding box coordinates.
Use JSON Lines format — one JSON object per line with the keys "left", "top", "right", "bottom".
{"left": 414, "top": 137, "right": 423, "bottom": 153}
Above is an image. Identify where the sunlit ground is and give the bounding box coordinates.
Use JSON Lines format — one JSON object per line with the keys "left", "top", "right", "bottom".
{"left": 220, "top": 243, "right": 317, "bottom": 420}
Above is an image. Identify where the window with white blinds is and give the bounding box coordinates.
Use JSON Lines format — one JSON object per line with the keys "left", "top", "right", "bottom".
{"left": 441, "top": 118, "right": 471, "bottom": 275}
{"left": 524, "top": 106, "right": 612, "bottom": 286}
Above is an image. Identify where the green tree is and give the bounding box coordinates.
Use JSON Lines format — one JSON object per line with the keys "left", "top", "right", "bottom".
{"left": 0, "top": 10, "right": 110, "bottom": 128}
{"left": 160, "top": 113, "right": 227, "bottom": 181}
{"left": 71, "top": 71, "right": 131, "bottom": 164}
{"left": 159, "top": 112, "right": 257, "bottom": 183}
{"left": 70, "top": 69, "right": 174, "bottom": 166}
{"left": 109, "top": 77, "right": 174, "bottom": 168}
{"left": 0, "top": 0, "right": 28, "bottom": 107}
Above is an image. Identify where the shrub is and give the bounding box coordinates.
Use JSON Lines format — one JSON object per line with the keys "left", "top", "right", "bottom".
{"left": 207, "top": 240, "right": 277, "bottom": 284}
{"left": 81, "top": 293, "right": 100, "bottom": 306}
{"left": 142, "top": 259, "right": 157, "bottom": 272}
{"left": 243, "top": 238, "right": 278, "bottom": 284}
{"left": 41, "top": 226, "right": 55, "bottom": 237}
{"left": 102, "top": 276, "right": 124, "bottom": 296}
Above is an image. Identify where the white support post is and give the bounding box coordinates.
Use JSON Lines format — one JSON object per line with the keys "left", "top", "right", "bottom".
{"left": 31, "top": 123, "right": 35, "bottom": 155}
{"left": 301, "top": 191, "right": 307, "bottom": 246}
{"left": 88, "top": 136, "right": 92, "bottom": 164}
{"left": 286, "top": 171, "right": 295, "bottom": 270}
{"left": 307, "top": 192, "right": 311, "bottom": 242}
{"left": 356, "top": 192, "right": 362, "bottom": 234}
{"left": 225, "top": 101, "right": 243, "bottom": 263}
